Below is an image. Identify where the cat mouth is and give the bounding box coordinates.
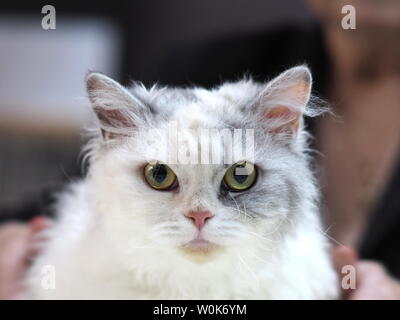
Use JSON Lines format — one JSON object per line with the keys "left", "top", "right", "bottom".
{"left": 179, "top": 236, "right": 219, "bottom": 252}
{"left": 179, "top": 237, "right": 221, "bottom": 263}
{"left": 183, "top": 237, "right": 214, "bottom": 249}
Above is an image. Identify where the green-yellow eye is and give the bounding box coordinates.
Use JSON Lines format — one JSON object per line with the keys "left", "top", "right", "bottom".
{"left": 144, "top": 162, "right": 178, "bottom": 190}
{"left": 223, "top": 161, "right": 257, "bottom": 192}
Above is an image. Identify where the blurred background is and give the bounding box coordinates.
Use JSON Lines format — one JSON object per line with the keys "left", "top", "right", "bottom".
{"left": 0, "top": 0, "right": 400, "bottom": 270}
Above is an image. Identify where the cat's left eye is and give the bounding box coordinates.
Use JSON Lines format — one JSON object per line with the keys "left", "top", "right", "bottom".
{"left": 222, "top": 161, "right": 257, "bottom": 192}
{"left": 144, "top": 162, "right": 178, "bottom": 191}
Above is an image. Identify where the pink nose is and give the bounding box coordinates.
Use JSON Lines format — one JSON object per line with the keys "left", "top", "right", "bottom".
{"left": 185, "top": 210, "right": 213, "bottom": 230}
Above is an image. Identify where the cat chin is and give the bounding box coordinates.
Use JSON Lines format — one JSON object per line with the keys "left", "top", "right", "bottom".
{"left": 177, "top": 239, "right": 224, "bottom": 264}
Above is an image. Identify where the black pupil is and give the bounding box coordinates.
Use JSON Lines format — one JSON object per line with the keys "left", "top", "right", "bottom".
{"left": 233, "top": 164, "right": 248, "bottom": 184}
{"left": 152, "top": 164, "right": 168, "bottom": 183}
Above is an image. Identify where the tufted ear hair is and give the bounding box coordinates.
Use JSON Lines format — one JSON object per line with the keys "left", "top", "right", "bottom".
{"left": 86, "top": 72, "right": 150, "bottom": 140}
{"left": 255, "top": 66, "right": 312, "bottom": 135}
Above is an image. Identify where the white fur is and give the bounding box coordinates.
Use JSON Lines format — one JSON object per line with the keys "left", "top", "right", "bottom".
{"left": 25, "top": 66, "right": 338, "bottom": 299}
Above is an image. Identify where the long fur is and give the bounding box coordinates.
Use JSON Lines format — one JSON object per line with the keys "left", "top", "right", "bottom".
{"left": 25, "top": 66, "right": 338, "bottom": 299}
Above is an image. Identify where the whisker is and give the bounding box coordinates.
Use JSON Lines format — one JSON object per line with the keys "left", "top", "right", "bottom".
{"left": 148, "top": 230, "right": 180, "bottom": 240}
{"left": 315, "top": 225, "right": 344, "bottom": 247}
{"left": 150, "top": 223, "right": 181, "bottom": 233}
{"left": 237, "top": 253, "right": 259, "bottom": 283}
{"left": 245, "top": 248, "right": 274, "bottom": 265}
{"left": 243, "top": 229, "right": 278, "bottom": 243}
{"left": 243, "top": 202, "right": 249, "bottom": 221}
{"left": 229, "top": 193, "right": 245, "bottom": 220}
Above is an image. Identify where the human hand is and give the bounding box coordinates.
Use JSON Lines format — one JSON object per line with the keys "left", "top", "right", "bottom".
{"left": 333, "top": 246, "right": 400, "bottom": 300}
{"left": 0, "top": 217, "right": 50, "bottom": 300}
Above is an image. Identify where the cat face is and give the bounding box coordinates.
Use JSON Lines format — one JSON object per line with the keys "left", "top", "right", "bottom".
{"left": 86, "top": 66, "right": 321, "bottom": 262}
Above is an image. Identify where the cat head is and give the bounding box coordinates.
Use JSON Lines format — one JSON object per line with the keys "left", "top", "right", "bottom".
{"left": 85, "top": 66, "right": 322, "bottom": 263}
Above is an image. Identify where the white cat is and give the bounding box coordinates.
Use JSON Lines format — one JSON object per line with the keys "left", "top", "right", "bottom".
{"left": 26, "top": 66, "right": 338, "bottom": 299}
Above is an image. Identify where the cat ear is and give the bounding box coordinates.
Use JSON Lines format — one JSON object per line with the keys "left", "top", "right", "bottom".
{"left": 255, "top": 66, "right": 312, "bottom": 135}
{"left": 86, "top": 72, "right": 148, "bottom": 139}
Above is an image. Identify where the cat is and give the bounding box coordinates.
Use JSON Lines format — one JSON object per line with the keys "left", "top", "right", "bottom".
{"left": 25, "top": 66, "right": 338, "bottom": 299}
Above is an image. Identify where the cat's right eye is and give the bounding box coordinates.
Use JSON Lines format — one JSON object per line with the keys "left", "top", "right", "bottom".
{"left": 144, "top": 162, "right": 178, "bottom": 191}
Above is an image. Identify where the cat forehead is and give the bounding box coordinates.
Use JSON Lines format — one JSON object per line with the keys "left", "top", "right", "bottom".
{"left": 129, "top": 79, "right": 262, "bottom": 117}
